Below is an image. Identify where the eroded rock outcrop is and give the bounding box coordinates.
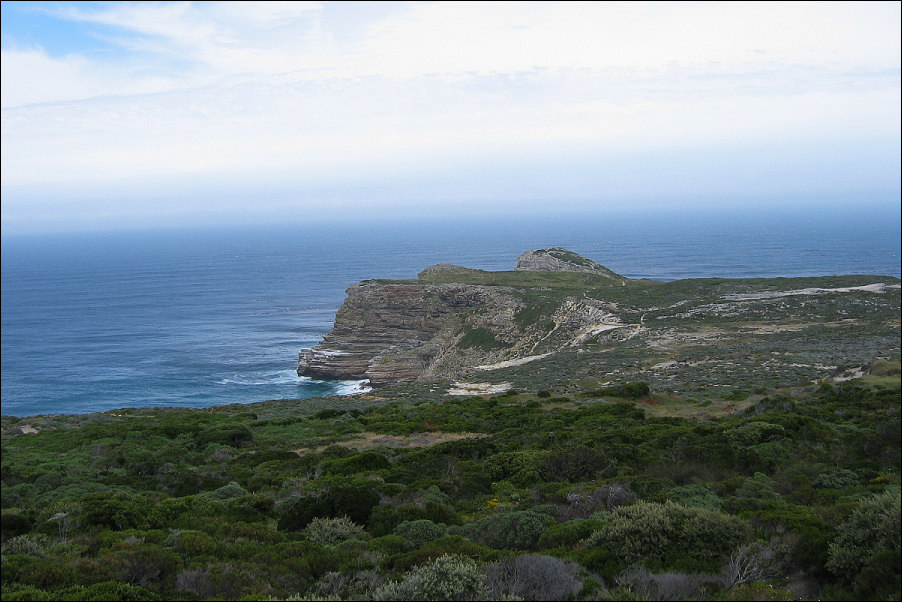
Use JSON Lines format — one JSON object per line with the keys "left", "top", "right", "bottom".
{"left": 515, "top": 248, "right": 627, "bottom": 282}
{"left": 298, "top": 281, "right": 523, "bottom": 383}
{"left": 298, "top": 249, "right": 627, "bottom": 385}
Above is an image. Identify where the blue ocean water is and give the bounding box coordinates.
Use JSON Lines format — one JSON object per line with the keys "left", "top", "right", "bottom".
{"left": 2, "top": 206, "right": 900, "bottom": 417}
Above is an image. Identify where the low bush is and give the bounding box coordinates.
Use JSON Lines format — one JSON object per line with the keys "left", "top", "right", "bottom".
{"left": 394, "top": 519, "right": 446, "bottom": 547}
{"left": 456, "top": 511, "right": 552, "bottom": 550}
{"left": 586, "top": 501, "right": 748, "bottom": 569}
{"left": 304, "top": 516, "right": 368, "bottom": 547}
{"left": 484, "top": 554, "right": 583, "bottom": 601}
{"left": 538, "top": 519, "right": 606, "bottom": 549}
{"left": 373, "top": 554, "right": 488, "bottom": 601}
{"left": 826, "top": 490, "right": 901, "bottom": 581}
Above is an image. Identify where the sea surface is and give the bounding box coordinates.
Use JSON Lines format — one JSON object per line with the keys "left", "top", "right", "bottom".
{"left": 2, "top": 205, "right": 900, "bottom": 417}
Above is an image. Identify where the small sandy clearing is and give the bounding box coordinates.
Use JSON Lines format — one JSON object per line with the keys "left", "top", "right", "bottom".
{"left": 447, "top": 381, "right": 513, "bottom": 395}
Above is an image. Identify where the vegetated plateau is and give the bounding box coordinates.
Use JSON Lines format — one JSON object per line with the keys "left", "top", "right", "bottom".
{"left": 2, "top": 249, "right": 900, "bottom": 601}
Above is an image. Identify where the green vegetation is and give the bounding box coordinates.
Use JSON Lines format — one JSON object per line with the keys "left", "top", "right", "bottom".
{"left": 3, "top": 257, "right": 900, "bottom": 599}
{"left": 458, "top": 326, "right": 510, "bottom": 350}
{"left": 2, "top": 372, "right": 899, "bottom": 600}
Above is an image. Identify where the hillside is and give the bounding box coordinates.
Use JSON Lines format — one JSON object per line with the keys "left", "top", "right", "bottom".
{"left": 2, "top": 249, "right": 900, "bottom": 601}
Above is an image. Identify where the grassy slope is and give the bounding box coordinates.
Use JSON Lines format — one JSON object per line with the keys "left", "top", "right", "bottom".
{"left": 1, "top": 269, "right": 900, "bottom": 601}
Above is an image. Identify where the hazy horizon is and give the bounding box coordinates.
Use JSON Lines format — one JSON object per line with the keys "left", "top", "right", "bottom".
{"left": 2, "top": 1, "right": 900, "bottom": 236}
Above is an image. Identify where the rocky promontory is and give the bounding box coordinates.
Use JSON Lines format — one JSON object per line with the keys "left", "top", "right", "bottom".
{"left": 298, "top": 248, "right": 900, "bottom": 391}
{"left": 298, "top": 249, "right": 627, "bottom": 385}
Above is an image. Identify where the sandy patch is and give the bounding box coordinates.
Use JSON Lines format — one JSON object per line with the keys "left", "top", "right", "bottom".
{"left": 294, "top": 431, "right": 487, "bottom": 454}
{"left": 447, "top": 381, "right": 513, "bottom": 396}
{"left": 650, "top": 361, "right": 678, "bottom": 370}
{"left": 570, "top": 323, "right": 628, "bottom": 346}
{"left": 833, "top": 367, "right": 868, "bottom": 382}
{"left": 19, "top": 425, "right": 39, "bottom": 434}
{"left": 725, "top": 282, "right": 898, "bottom": 301}
{"left": 476, "top": 354, "right": 552, "bottom": 370}
{"left": 740, "top": 323, "right": 810, "bottom": 334}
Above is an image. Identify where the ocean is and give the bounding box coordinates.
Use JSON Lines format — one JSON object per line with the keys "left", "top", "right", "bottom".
{"left": 2, "top": 205, "right": 900, "bottom": 418}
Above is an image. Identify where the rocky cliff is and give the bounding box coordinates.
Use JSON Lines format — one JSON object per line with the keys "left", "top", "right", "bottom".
{"left": 298, "top": 248, "right": 901, "bottom": 391}
{"left": 298, "top": 249, "right": 626, "bottom": 385}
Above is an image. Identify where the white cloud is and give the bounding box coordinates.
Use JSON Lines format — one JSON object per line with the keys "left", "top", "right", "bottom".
{"left": 1, "top": 1, "right": 900, "bottom": 232}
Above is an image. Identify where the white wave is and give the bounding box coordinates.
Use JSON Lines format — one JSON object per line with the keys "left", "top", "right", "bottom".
{"left": 298, "top": 375, "right": 372, "bottom": 395}
{"left": 334, "top": 380, "right": 373, "bottom": 395}
{"left": 219, "top": 370, "right": 371, "bottom": 395}
{"left": 218, "top": 369, "right": 304, "bottom": 386}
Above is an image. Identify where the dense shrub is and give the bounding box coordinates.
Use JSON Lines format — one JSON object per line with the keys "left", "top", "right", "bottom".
{"left": 304, "top": 516, "right": 368, "bottom": 547}
{"left": 543, "top": 446, "right": 606, "bottom": 481}
{"left": 484, "top": 554, "right": 583, "bottom": 600}
{"left": 147, "top": 495, "right": 222, "bottom": 530}
{"left": 80, "top": 493, "right": 150, "bottom": 531}
{"left": 323, "top": 451, "right": 390, "bottom": 475}
{"left": 0, "top": 352, "right": 897, "bottom": 600}
{"left": 812, "top": 468, "right": 860, "bottom": 489}
{"left": 373, "top": 554, "right": 488, "bottom": 600}
{"left": 484, "top": 450, "right": 544, "bottom": 484}
{"left": 175, "top": 562, "right": 258, "bottom": 599}
{"left": 394, "top": 519, "right": 446, "bottom": 547}
{"left": 457, "top": 511, "right": 552, "bottom": 550}
{"left": 277, "top": 478, "right": 380, "bottom": 531}
{"left": 1, "top": 510, "right": 34, "bottom": 542}
{"left": 224, "top": 493, "right": 274, "bottom": 522}
{"left": 666, "top": 484, "right": 723, "bottom": 510}
{"left": 585, "top": 382, "right": 651, "bottom": 399}
{"left": 538, "top": 519, "right": 606, "bottom": 549}
{"left": 586, "top": 501, "right": 671, "bottom": 564}
{"left": 561, "top": 483, "right": 637, "bottom": 519}
{"left": 169, "top": 530, "right": 219, "bottom": 557}
{"left": 0, "top": 585, "right": 54, "bottom": 601}
{"left": 2, "top": 554, "right": 81, "bottom": 590}
{"left": 615, "top": 564, "right": 714, "bottom": 601}
{"left": 393, "top": 536, "right": 499, "bottom": 571}
{"left": 458, "top": 326, "right": 509, "bottom": 350}
{"left": 195, "top": 425, "right": 253, "bottom": 447}
{"left": 727, "top": 422, "right": 786, "bottom": 446}
{"left": 368, "top": 500, "right": 461, "bottom": 538}
{"left": 1, "top": 534, "right": 49, "bottom": 558}
{"left": 308, "top": 569, "right": 385, "bottom": 600}
{"left": 59, "top": 581, "right": 162, "bottom": 601}
{"left": 431, "top": 438, "right": 498, "bottom": 461}
{"left": 586, "top": 501, "right": 748, "bottom": 569}
{"left": 201, "top": 481, "right": 248, "bottom": 500}
{"left": 368, "top": 534, "right": 406, "bottom": 557}
{"left": 826, "top": 490, "right": 901, "bottom": 580}
{"left": 735, "top": 472, "right": 784, "bottom": 505}
{"left": 103, "top": 543, "right": 182, "bottom": 589}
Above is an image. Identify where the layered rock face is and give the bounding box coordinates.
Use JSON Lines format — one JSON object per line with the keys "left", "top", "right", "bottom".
{"left": 299, "top": 248, "right": 901, "bottom": 390}
{"left": 298, "top": 281, "right": 524, "bottom": 384}
{"left": 298, "top": 249, "right": 626, "bottom": 385}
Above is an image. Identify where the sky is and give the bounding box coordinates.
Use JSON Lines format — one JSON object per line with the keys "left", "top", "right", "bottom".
{"left": 1, "top": 1, "right": 900, "bottom": 234}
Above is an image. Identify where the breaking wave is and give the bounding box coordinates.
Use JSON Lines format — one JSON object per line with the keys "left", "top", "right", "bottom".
{"left": 217, "top": 369, "right": 370, "bottom": 396}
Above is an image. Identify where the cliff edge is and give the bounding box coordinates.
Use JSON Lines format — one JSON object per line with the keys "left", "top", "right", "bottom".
{"left": 298, "top": 249, "right": 626, "bottom": 384}
{"left": 298, "top": 248, "right": 900, "bottom": 391}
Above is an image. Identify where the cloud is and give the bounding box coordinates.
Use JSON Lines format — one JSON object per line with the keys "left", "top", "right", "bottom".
{"left": 6, "top": 1, "right": 898, "bottom": 106}
{"left": 1, "top": 1, "right": 900, "bottom": 233}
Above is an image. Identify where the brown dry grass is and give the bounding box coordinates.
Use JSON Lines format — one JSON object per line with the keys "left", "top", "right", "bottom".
{"left": 293, "top": 431, "right": 488, "bottom": 454}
